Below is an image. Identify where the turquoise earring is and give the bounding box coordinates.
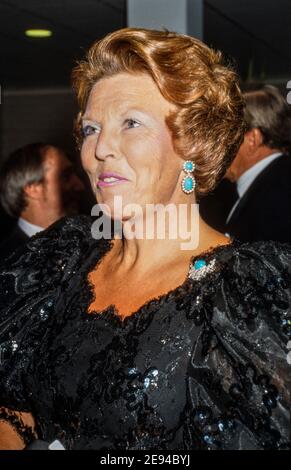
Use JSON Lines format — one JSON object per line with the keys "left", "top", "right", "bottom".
{"left": 181, "top": 160, "right": 196, "bottom": 194}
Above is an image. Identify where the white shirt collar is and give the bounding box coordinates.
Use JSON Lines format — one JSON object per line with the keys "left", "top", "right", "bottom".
{"left": 237, "top": 152, "right": 283, "bottom": 198}
{"left": 17, "top": 217, "right": 44, "bottom": 237}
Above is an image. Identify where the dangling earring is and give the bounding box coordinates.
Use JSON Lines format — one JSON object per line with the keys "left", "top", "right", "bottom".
{"left": 181, "top": 160, "right": 196, "bottom": 194}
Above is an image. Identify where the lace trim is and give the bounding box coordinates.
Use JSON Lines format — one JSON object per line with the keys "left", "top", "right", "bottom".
{"left": 0, "top": 408, "right": 35, "bottom": 446}
{"left": 80, "top": 238, "right": 238, "bottom": 325}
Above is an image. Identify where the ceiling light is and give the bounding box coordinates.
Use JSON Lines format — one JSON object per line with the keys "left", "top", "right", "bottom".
{"left": 25, "top": 29, "right": 52, "bottom": 38}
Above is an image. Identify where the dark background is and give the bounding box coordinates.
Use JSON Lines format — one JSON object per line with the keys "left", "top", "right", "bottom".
{"left": 1, "top": 0, "right": 290, "bottom": 160}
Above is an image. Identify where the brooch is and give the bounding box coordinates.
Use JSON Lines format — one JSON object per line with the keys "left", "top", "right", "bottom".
{"left": 188, "top": 258, "right": 217, "bottom": 281}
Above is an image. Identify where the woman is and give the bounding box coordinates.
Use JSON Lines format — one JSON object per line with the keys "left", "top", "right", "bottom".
{"left": 0, "top": 28, "right": 290, "bottom": 450}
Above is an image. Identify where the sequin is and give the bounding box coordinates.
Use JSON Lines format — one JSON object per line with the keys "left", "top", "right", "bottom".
{"left": 0, "top": 344, "right": 7, "bottom": 365}
{"left": 11, "top": 340, "right": 18, "bottom": 352}
{"left": 38, "top": 298, "right": 53, "bottom": 321}
{"left": 126, "top": 367, "right": 139, "bottom": 377}
{"left": 203, "top": 434, "right": 214, "bottom": 445}
{"left": 218, "top": 421, "right": 225, "bottom": 432}
{"left": 143, "top": 367, "right": 159, "bottom": 390}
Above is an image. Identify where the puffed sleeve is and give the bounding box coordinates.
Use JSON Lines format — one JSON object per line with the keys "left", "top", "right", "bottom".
{"left": 185, "top": 241, "right": 291, "bottom": 450}
{"left": 0, "top": 215, "right": 92, "bottom": 417}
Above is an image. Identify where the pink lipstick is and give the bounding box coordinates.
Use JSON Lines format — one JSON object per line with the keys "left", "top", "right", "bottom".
{"left": 97, "top": 172, "right": 129, "bottom": 187}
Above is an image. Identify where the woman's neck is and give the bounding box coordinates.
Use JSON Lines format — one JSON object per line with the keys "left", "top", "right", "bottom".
{"left": 109, "top": 211, "right": 230, "bottom": 276}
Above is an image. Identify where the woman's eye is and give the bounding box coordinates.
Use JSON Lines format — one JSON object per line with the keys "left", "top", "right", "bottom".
{"left": 124, "top": 119, "right": 140, "bottom": 129}
{"left": 82, "top": 124, "right": 100, "bottom": 138}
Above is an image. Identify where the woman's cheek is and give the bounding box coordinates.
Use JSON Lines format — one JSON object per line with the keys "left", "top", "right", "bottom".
{"left": 81, "top": 140, "right": 95, "bottom": 171}
{"left": 123, "top": 132, "right": 157, "bottom": 162}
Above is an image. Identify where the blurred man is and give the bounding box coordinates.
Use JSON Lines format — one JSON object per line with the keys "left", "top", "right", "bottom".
{"left": 0, "top": 142, "right": 84, "bottom": 258}
{"left": 225, "top": 85, "right": 291, "bottom": 242}
{"left": 199, "top": 177, "right": 238, "bottom": 233}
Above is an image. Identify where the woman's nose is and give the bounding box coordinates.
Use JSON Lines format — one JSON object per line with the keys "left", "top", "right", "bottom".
{"left": 94, "top": 129, "right": 117, "bottom": 161}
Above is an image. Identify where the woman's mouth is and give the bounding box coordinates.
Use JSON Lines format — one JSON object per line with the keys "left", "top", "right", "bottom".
{"left": 97, "top": 172, "right": 129, "bottom": 187}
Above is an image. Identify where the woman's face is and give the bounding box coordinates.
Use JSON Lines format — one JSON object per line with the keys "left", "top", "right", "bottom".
{"left": 81, "top": 72, "right": 184, "bottom": 220}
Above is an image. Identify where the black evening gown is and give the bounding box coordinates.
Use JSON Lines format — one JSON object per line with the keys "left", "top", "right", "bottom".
{"left": 0, "top": 215, "right": 290, "bottom": 450}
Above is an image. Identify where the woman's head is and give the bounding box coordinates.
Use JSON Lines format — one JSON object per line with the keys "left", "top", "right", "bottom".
{"left": 73, "top": 28, "right": 244, "bottom": 216}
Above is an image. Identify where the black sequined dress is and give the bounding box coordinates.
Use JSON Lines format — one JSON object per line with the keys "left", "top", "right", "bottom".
{"left": 0, "top": 215, "right": 290, "bottom": 450}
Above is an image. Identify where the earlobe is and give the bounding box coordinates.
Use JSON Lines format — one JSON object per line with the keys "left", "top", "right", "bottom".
{"left": 23, "top": 182, "right": 44, "bottom": 200}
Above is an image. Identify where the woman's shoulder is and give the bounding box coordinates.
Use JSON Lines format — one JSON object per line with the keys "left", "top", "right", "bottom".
{"left": 22, "top": 213, "right": 94, "bottom": 254}
{"left": 187, "top": 238, "right": 291, "bottom": 362}
{"left": 226, "top": 238, "right": 291, "bottom": 269}
{"left": 190, "top": 238, "right": 291, "bottom": 299}
{"left": 201, "top": 238, "right": 291, "bottom": 291}
{"left": 208, "top": 239, "right": 291, "bottom": 329}
{"left": 220, "top": 239, "right": 291, "bottom": 311}
{"left": 187, "top": 239, "right": 291, "bottom": 449}
{"left": 0, "top": 214, "right": 94, "bottom": 268}
{"left": 208, "top": 238, "right": 291, "bottom": 268}
{"left": 0, "top": 214, "right": 101, "bottom": 310}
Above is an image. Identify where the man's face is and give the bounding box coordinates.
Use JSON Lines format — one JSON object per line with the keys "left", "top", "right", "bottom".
{"left": 41, "top": 147, "right": 84, "bottom": 218}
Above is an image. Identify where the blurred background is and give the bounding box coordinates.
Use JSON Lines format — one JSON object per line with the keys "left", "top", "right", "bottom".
{"left": 1, "top": 0, "right": 291, "bottom": 163}
{"left": 0, "top": 0, "right": 291, "bottom": 244}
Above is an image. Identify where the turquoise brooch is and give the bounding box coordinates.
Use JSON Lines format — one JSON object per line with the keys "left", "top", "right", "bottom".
{"left": 188, "top": 258, "right": 216, "bottom": 281}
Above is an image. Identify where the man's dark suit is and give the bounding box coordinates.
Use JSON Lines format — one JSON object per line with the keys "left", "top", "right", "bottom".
{"left": 199, "top": 178, "right": 238, "bottom": 232}
{"left": 226, "top": 154, "right": 291, "bottom": 243}
{"left": 0, "top": 224, "right": 29, "bottom": 261}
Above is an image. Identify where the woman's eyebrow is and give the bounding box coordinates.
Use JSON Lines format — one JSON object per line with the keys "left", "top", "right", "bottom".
{"left": 120, "top": 107, "right": 154, "bottom": 119}
{"left": 82, "top": 108, "right": 154, "bottom": 123}
{"left": 81, "top": 117, "right": 101, "bottom": 125}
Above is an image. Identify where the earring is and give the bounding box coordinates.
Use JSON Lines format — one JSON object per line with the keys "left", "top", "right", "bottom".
{"left": 181, "top": 160, "right": 196, "bottom": 194}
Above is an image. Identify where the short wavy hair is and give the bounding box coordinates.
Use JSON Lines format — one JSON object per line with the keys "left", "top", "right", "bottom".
{"left": 243, "top": 85, "right": 291, "bottom": 154}
{"left": 72, "top": 28, "right": 245, "bottom": 195}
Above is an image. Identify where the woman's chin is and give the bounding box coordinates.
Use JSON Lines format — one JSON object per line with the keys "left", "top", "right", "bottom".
{"left": 96, "top": 195, "right": 148, "bottom": 225}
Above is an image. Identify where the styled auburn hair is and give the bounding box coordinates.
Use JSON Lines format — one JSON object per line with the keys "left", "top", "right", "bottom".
{"left": 72, "top": 28, "right": 245, "bottom": 195}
